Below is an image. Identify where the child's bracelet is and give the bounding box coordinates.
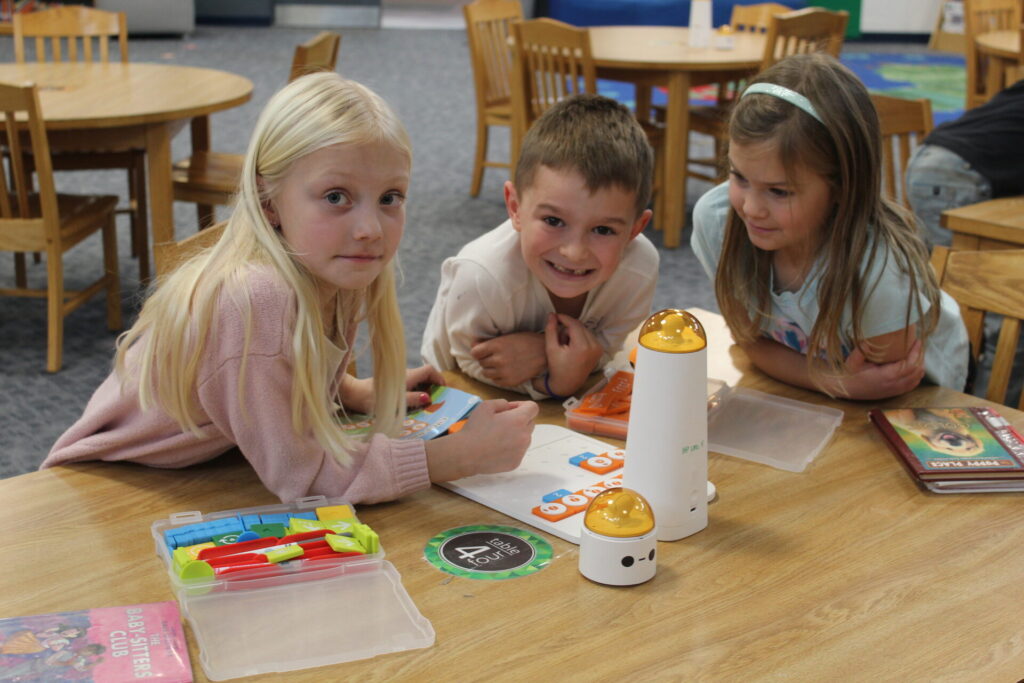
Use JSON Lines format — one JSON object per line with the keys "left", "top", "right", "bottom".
{"left": 543, "top": 372, "right": 568, "bottom": 401}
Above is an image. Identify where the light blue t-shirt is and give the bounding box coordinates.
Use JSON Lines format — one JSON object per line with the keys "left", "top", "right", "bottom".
{"left": 691, "top": 182, "right": 969, "bottom": 390}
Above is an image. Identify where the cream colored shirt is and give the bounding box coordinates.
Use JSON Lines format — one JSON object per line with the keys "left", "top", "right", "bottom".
{"left": 421, "top": 220, "right": 659, "bottom": 398}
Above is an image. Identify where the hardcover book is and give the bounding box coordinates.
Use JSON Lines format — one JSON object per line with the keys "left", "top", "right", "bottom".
{"left": 0, "top": 601, "right": 192, "bottom": 682}
{"left": 869, "top": 406, "right": 1024, "bottom": 492}
{"left": 340, "top": 384, "right": 481, "bottom": 440}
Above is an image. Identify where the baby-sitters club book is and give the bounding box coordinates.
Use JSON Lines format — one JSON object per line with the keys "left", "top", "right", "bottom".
{"left": 0, "top": 601, "right": 191, "bottom": 682}
{"left": 869, "top": 406, "right": 1024, "bottom": 493}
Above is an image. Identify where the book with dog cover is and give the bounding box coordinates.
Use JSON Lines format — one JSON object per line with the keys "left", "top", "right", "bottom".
{"left": 869, "top": 407, "right": 1024, "bottom": 486}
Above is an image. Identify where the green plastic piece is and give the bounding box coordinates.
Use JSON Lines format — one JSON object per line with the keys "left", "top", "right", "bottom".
{"left": 352, "top": 523, "right": 379, "bottom": 554}
{"left": 325, "top": 533, "right": 364, "bottom": 554}
{"left": 265, "top": 545, "right": 303, "bottom": 563}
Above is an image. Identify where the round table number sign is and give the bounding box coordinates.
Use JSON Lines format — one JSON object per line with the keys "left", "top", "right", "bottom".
{"left": 423, "top": 525, "right": 552, "bottom": 580}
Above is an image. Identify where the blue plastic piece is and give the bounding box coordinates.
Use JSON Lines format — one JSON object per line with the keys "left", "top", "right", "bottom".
{"left": 543, "top": 488, "right": 573, "bottom": 503}
{"left": 260, "top": 513, "right": 290, "bottom": 525}
{"left": 239, "top": 514, "right": 261, "bottom": 530}
{"left": 237, "top": 530, "right": 260, "bottom": 542}
{"left": 290, "top": 512, "right": 317, "bottom": 521}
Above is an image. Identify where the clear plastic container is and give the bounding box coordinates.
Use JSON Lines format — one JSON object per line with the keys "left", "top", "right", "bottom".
{"left": 151, "top": 495, "right": 434, "bottom": 681}
{"left": 564, "top": 369, "right": 842, "bottom": 473}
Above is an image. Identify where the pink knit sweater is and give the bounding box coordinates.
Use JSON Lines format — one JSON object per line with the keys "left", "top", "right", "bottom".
{"left": 42, "top": 266, "right": 431, "bottom": 504}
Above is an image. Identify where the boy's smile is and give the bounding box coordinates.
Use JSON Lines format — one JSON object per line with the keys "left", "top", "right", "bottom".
{"left": 505, "top": 166, "right": 650, "bottom": 314}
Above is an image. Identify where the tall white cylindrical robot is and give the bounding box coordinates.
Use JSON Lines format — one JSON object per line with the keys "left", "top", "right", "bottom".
{"left": 624, "top": 309, "right": 708, "bottom": 541}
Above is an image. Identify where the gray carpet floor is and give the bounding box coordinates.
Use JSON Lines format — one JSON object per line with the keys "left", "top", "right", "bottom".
{"left": 0, "top": 24, "right": 721, "bottom": 478}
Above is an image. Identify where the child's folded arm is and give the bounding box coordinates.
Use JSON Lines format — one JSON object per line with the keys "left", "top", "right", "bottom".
{"left": 198, "top": 351, "right": 429, "bottom": 504}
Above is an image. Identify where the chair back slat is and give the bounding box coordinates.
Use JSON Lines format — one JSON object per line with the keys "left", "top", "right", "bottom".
{"left": 870, "top": 94, "right": 933, "bottom": 209}
{"left": 288, "top": 31, "right": 341, "bottom": 82}
{"left": 762, "top": 8, "right": 848, "bottom": 68}
{"left": 13, "top": 6, "right": 128, "bottom": 64}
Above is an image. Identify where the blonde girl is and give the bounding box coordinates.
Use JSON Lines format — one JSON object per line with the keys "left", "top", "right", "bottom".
{"left": 44, "top": 73, "right": 538, "bottom": 502}
{"left": 691, "top": 53, "right": 968, "bottom": 399}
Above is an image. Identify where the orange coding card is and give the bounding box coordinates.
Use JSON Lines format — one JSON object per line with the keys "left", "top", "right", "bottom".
{"left": 565, "top": 370, "right": 633, "bottom": 439}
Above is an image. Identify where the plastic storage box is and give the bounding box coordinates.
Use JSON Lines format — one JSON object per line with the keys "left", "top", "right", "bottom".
{"left": 151, "top": 495, "right": 434, "bottom": 681}
{"left": 564, "top": 368, "right": 842, "bottom": 473}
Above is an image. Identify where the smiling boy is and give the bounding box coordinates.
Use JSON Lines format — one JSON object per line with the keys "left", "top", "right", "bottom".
{"left": 421, "top": 94, "right": 658, "bottom": 399}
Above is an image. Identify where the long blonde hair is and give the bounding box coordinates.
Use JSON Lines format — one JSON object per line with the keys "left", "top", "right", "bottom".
{"left": 716, "top": 53, "right": 940, "bottom": 380}
{"left": 116, "top": 72, "right": 411, "bottom": 466}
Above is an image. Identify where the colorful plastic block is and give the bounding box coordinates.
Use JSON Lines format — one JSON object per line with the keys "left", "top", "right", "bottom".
{"left": 542, "top": 488, "right": 573, "bottom": 503}
{"left": 251, "top": 523, "right": 286, "bottom": 538}
{"left": 287, "top": 518, "right": 327, "bottom": 535}
{"left": 324, "top": 519, "right": 355, "bottom": 535}
{"left": 316, "top": 505, "right": 354, "bottom": 521}
{"left": 325, "top": 533, "right": 364, "bottom": 554}
{"left": 266, "top": 545, "right": 303, "bottom": 563}
{"left": 259, "top": 513, "right": 290, "bottom": 526}
{"left": 352, "top": 524, "right": 379, "bottom": 554}
{"left": 290, "top": 512, "right": 317, "bottom": 521}
{"left": 211, "top": 532, "right": 244, "bottom": 545}
{"left": 239, "top": 514, "right": 261, "bottom": 530}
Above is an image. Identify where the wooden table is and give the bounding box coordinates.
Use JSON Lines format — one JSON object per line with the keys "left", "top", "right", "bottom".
{"left": 974, "top": 29, "right": 1021, "bottom": 102}
{"left": 0, "top": 62, "right": 253, "bottom": 250}
{"left": 588, "top": 26, "right": 765, "bottom": 248}
{"left": 943, "top": 195, "right": 1024, "bottom": 250}
{"left": 5, "top": 348, "right": 1024, "bottom": 679}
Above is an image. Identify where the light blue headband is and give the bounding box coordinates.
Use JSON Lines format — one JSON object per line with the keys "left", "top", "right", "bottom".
{"left": 741, "top": 83, "right": 824, "bottom": 124}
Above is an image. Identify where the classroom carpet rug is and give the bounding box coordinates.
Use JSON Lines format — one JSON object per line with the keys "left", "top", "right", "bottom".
{"left": 597, "top": 51, "right": 967, "bottom": 127}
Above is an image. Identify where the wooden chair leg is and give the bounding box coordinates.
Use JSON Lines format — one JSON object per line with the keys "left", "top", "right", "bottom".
{"left": 45, "top": 249, "right": 64, "bottom": 373}
{"left": 14, "top": 253, "right": 27, "bottom": 287}
{"left": 470, "top": 113, "right": 488, "bottom": 197}
{"left": 131, "top": 157, "right": 150, "bottom": 282}
{"left": 102, "top": 213, "right": 123, "bottom": 331}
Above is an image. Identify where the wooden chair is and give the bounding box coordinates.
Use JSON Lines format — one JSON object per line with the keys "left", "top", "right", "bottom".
{"left": 686, "top": 7, "right": 849, "bottom": 183}
{"left": 510, "top": 18, "right": 668, "bottom": 221}
{"left": 931, "top": 245, "right": 1024, "bottom": 407}
{"left": 509, "top": 18, "right": 597, "bottom": 171}
{"left": 153, "top": 220, "right": 226, "bottom": 277}
{"left": 463, "top": 0, "right": 523, "bottom": 197}
{"left": 964, "top": 0, "right": 1021, "bottom": 108}
{"left": 172, "top": 31, "right": 342, "bottom": 229}
{"left": 13, "top": 6, "right": 149, "bottom": 280}
{"left": 0, "top": 81, "right": 122, "bottom": 372}
{"left": 730, "top": 2, "right": 795, "bottom": 34}
{"left": 870, "top": 93, "right": 933, "bottom": 210}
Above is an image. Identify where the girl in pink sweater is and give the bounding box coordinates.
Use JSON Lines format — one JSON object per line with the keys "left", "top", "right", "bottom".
{"left": 43, "top": 73, "right": 538, "bottom": 503}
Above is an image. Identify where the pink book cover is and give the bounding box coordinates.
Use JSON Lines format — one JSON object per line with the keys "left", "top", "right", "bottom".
{"left": 0, "top": 601, "right": 192, "bottom": 682}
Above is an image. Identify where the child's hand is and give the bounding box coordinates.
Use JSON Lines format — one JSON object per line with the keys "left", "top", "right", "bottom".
{"left": 405, "top": 364, "right": 445, "bottom": 408}
{"left": 470, "top": 332, "right": 547, "bottom": 387}
{"left": 339, "top": 375, "right": 375, "bottom": 414}
{"left": 424, "top": 399, "right": 539, "bottom": 482}
{"left": 833, "top": 340, "right": 925, "bottom": 400}
{"left": 541, "top": 313, "right": 604, "bottom": 397}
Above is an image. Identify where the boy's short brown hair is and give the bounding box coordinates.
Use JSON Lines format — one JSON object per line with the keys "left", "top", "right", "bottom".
{"left": 513, "top": 94, "right": 654, "bottom": 217}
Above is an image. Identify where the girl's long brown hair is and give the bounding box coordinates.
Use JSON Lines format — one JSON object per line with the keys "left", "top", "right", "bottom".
{"left": 716, "top": 53, "right": 939, "bottom": 386}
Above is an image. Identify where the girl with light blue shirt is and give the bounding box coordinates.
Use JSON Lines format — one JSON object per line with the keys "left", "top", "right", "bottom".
{"left": 691, "top": 54, "right": 968, "bottom": 399}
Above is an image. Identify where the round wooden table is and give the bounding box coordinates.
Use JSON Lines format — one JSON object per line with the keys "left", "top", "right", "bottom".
{"left": 588, "top": 26, "right": 765, "bottom": 248}
{"left": 0, "top": 62, "right": 253, "bottom": 248}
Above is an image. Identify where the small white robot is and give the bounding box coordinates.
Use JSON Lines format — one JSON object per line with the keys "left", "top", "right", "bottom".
{"left": 578, "top": 487, "right": 657, "bottom": 586}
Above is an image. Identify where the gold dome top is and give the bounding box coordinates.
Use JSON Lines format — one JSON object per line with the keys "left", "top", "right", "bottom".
{"left": 637, "top": 309, "right": 706, "bottom": 353}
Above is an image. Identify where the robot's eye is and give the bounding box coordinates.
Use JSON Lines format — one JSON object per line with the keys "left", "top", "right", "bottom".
{"left": 648, "top": 549, "right": 655, "bottom": 561}
{"left": 621, "top": 556, "right": 634, "bottom": 567}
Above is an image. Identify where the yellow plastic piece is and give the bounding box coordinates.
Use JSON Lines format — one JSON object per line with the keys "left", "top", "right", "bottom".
{"left": 325, "top": 533, "right": 365, "bottom": 554}
{"left": 316, "top": 505, "right": 354, "bottom": 521}
{"left": 178, "top": 559, "right": 215, "bottom": 581}
{"left": 352, "top": 524, "right": 379, "bottom": 554}
{"left": 287, "top": 518, "right": 327, "bottom": 535}
{"left": 583, "top": 487, "right": 655, "bottom": 538}
{"left": 638, "top": 309, "right": 706, "bottom": 353}
{"left": 265, "top": 545, "right": 303, "bottom": 563}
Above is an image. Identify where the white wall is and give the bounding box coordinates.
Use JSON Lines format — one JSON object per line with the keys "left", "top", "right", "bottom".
{"left": 860, "top": 0, "right": 944, "bottom": 34}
